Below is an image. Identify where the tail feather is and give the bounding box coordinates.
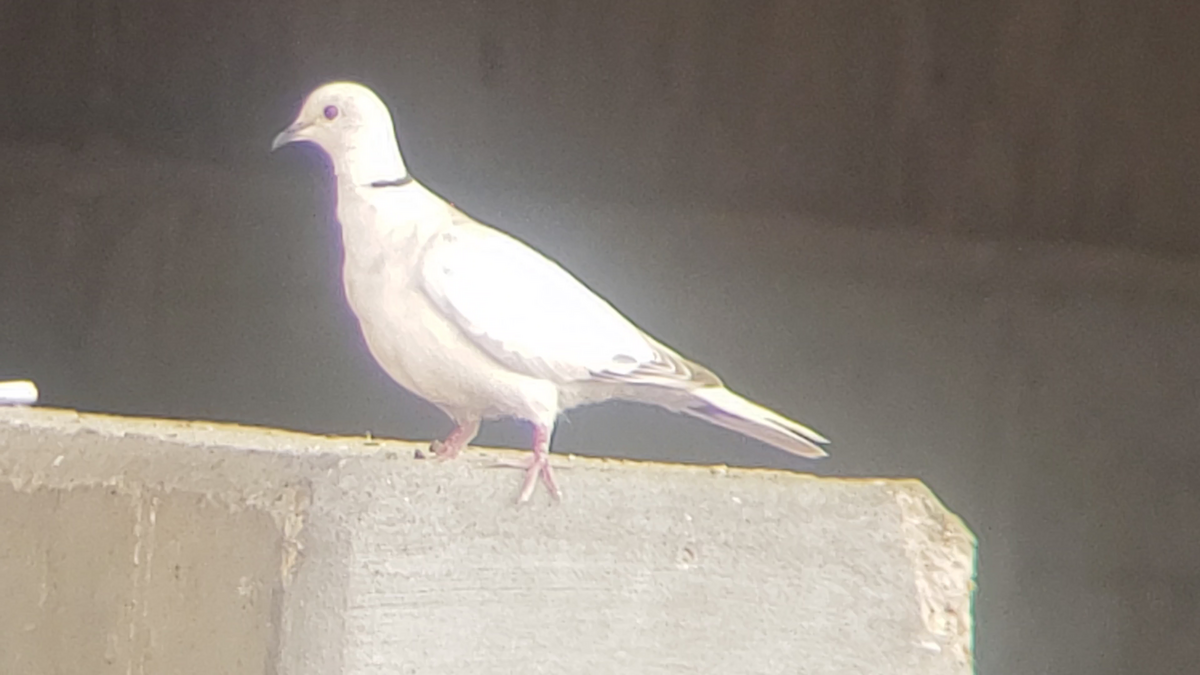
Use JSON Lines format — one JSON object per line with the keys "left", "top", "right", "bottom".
{"left": 680, "top": 387, "right": 829, "bottom": 458}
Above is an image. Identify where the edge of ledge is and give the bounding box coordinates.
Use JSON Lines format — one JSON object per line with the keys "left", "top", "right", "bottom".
{"left": 0, "top": 406, "right": 937, "bottom": 487}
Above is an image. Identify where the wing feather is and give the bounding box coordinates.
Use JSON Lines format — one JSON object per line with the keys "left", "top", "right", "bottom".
{"left": 419, "top": 221, "right": 669, "bottom": 384}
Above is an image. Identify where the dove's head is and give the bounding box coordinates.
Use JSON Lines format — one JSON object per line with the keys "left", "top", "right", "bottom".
{"left": 272, "top": 81, "right": 408, "bottom": 184}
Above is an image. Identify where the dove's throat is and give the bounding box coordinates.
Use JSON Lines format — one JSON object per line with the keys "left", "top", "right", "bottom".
{"left": 331, "top": 131, "right": 410, "bottom": 189}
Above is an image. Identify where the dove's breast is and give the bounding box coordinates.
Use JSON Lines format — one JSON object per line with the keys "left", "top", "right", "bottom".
{"left": 334, "top": 192, "right": 561, "bottom": 426}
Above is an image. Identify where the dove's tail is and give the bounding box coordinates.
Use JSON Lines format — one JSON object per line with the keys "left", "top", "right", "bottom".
{"left": 679, "top": 387, "right": 829, "bottom": 458}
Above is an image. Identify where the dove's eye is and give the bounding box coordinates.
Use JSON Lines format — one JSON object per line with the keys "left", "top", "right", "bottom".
{"left": 323, "top": 105, "right": 340, "bottom": 121}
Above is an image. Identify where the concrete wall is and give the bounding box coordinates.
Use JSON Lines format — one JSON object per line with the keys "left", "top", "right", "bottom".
{"left": 0, "top": 407, "right": 975, "bottom": 674}
{"left": 1, "top": 1, "right": 1198, "bottom": 673}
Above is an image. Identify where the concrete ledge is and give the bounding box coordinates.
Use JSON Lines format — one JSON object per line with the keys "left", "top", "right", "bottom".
{"left": 0, "top": 407, "right": 976, "bottom": 674}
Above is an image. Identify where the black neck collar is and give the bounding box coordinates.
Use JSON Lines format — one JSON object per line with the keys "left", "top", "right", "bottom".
{"left": 368, "top": 175, "right": 414, "bottom": 188}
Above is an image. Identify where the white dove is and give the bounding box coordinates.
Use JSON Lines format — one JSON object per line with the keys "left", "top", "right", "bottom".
{"left": 272, "top": 81, "right": 829, "bottom": 502}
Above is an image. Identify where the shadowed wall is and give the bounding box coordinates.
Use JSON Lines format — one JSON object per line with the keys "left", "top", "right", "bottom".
{"left": 2, "top": 1, "right": 1199, "bottom": 673}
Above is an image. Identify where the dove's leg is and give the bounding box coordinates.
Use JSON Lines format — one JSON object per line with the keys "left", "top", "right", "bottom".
{"left": 517, "top": 424, "right": 561, "bottom": 503}
{"left": 430, "top": 418, "right": 481, "bottom": 459}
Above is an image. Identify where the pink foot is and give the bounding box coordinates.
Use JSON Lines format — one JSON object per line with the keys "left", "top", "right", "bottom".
{"left": 516, "top": 424, "right": 561, "bottom": 503}
{"left": 517, "top": 453, "right": 561, "bottom": 503}
{"left": 429, "top": 419, "right": 480, "bottom": 460}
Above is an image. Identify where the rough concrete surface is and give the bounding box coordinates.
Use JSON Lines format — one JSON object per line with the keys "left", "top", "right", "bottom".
{"left": 0, "top": 407, "right": 975, "bottom": 674}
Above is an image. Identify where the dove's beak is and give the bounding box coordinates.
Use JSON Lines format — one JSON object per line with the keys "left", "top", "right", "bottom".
{"left": 271, "top": 121, "right": 311, "bottom": 151}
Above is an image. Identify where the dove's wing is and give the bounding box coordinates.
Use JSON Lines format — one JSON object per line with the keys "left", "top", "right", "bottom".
{"left": 419, "top": 218, "right": 716, "bottom": 387}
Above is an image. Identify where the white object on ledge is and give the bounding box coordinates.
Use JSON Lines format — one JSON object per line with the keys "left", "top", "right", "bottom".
{"left": 0, "top": 380, "right": 38, "bottom": 405}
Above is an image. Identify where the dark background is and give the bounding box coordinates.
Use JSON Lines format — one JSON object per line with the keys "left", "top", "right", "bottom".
{"left": 2, "top": 1, "right": 1199, "bottom": 673}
